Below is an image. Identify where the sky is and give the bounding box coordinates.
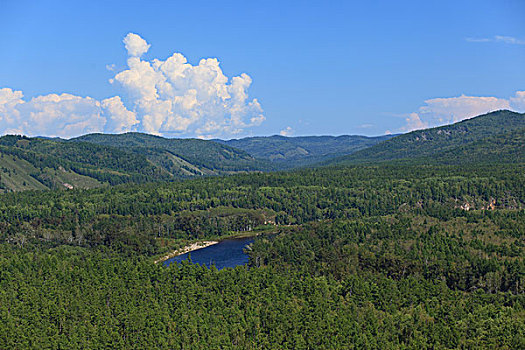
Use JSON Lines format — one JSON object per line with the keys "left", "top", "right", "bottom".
{"left": 0, "top": 0, "right": 524, "bottom": 139}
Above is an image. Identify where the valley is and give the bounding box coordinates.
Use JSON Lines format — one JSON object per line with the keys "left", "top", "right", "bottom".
{"left": 0, "top": 110, "right": 524, "bottom": 348}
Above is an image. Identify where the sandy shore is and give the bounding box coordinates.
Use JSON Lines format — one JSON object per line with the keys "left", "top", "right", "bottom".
{"left": 154, "top": 241, "right": 218, "bottom": 264}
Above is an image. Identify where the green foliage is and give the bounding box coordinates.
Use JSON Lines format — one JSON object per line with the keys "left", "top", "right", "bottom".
{"left": 72, "top": 132, "right": 274, "bottom": 173}
{"left": 328, "top": 110, "right": 525, "bottom": 165}
{"left": 0, "top": 163, "right": 523, "bottom": 254}
{"left": 0, "top": 230, "right": 523, "bottom": 348}
{"left": 250, "top": 212, "right": 525, "bottom": 294}
{"left": 0, "top": 113, "right": 524, "bottom": 347}
{"left": 217, "top": 134, "right": 394, "bottom": 168}
{"left": 0, "top": 135, "right": 171, "bottom": 191}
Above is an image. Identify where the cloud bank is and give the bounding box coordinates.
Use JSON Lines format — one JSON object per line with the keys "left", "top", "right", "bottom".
{"left": 402, "top": 91, "right": 525, "bottom": 132}
{"left": 0, "top": 33, "right": 264, "bottom": 138}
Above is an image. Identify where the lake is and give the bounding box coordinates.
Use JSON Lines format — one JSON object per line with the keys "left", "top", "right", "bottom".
{"left": 163, "top": 236, "right": 254, "bottom": 270}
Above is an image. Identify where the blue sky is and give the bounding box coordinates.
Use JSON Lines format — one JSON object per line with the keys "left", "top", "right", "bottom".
{"left": 0, "top": 0, "right": 524, "bottom": 138}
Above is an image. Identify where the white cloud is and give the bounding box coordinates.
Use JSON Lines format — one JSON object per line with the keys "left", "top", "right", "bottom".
{"left": 0, "top": 88, "right": 140, "bottom": 137}
{"left": 279, "top": 126, "right": 293, "bottom": 136}
{"left": 123, "top": 33, "right": 151, "bottom": 57}
{"left": 419, "top": 95, "right": 510, "bottom": 124}
{"left": 0, "top": 88, "right": 24, "bottom": 130}
{"left": 358, "top": 123, "right": 374, "bottom": 129}
{"left": 112, "top": 34, "right": 265, "bottom": 138}
{"left": 494, "top": 36, "right": 525, "bottom": 45}
{"left": 0, "top": 90, "right": 106, "bottom": 137}
{"left": 399, "top": 91, "right": 524, "bottom": 132}
{"left": 465, "top": 37, "right": 491, "bottom": 43}
{"left": 403, "top": 113, "right": 428, "bottom": 132}
{"left": 0, "top": 33, "right": 265, "bottom": 138}
{"left": 101, "top": 96, "right": 139, "bottom": 133}
{"left": 466, "top": 35, "right": 525, "bottom": 45}
{"left": 510, "top": 91, "right": 525, "bottom": 111}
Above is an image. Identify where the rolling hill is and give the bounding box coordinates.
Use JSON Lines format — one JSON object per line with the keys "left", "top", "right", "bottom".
{"left": 324, "top": 110, "right": 525, "bottom": 166}
{"left": 0, "top": 135, "right": 172, "bottom": 192}
{"left": 2, "top": 110, "right": 522, "bottom": 193}
{"left": 216, "top": 134, "right": 395, "bottom": 168}
{"left": 71, "top": 133, "right": 274, "bottom": 174}
{"left": 0, "top": 133, "right": 277, "bottom": 193}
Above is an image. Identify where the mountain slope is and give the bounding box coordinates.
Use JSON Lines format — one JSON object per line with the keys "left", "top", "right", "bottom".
{"left": 72, "top": 132, "right": 274, "bottom": 174}
{"left": 216, "top": 134, "right": 395, "bottom": 167}
{"left": 0, "top": 132, "right": 279, "bottom": 193}
{"left": 429, "top": 127, "right": 525, "bottom": 164}
{"left": 0, "top": 135, "right": 173, "bottom": 192}
{"left": 325, "top": 110, "right": 525, "bottom": 166}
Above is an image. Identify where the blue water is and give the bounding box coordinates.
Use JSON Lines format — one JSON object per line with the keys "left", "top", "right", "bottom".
{"left": 164, "top": 236, "right": 254, "bottom": 270}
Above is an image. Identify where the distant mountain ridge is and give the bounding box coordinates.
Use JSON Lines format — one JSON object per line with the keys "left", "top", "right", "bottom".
{"left": 71, "top": 132, "right": 273, "bottom": 175}
{"left": 216, "top": 134, "right": 395, "bottom": 168}
{"left": 0, "top": 131, "right": 397, "bottom": 193}
{"left": 0, "top": 133, "right": 276, "bottom": 193}
{"left": 0, "top": 135, "right": 164, "bottom": 192}
{"left": 324, "top": 110, "right": 525, "bottom": 166}
{"left": 1, "top": 110, "right": 522, "bottom": 193}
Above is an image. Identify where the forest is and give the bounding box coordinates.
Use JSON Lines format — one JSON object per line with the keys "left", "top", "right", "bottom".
{"left": 0, "top": 160, "right": 524, "bottom": 348}
{"left": 0, "top": 110, "right": 523, "bottom": 348}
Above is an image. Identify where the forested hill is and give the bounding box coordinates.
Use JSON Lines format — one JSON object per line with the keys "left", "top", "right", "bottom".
{"left": 71, "top": 132, "right": 273, "bottom": 173}
{"left": 2, "top": 110, "right": 523, "bottom": 193}
{"left": 325, "top": 110, "right": 525, "bottom": 165}
{"left": 216, "top": 134, "right": 394, "bottom": 167}
{"left": 0, "top": 133, "right": 273, "bottom": 193}
{"left": 0, "top": 135, "right": 172, "bottom": 192}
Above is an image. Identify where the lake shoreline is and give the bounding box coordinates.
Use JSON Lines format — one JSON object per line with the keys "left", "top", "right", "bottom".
{"left": 154, "top": 226, "right": 282, "bottom": 264}
{"left": 154, "top": 241, "right": 218, "bottom": 264}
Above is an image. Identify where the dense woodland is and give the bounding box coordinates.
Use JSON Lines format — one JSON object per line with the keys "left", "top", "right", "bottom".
{"left": 0, "top": 133, "right": 273, "bottom": 193}
{"left": 0, "top": 111, "right": 524, "bottom": 348}
{"left": 0, "top": 160, "right": 524, "bottom": 348}
{"left": 0, "top": 110, "right": 522, "bottom": 193}
{"left": 328, "top": 110, "right": 525, "bottom": 165}
{"left": 216, "top": 134, "right": 394, "bottom": 167}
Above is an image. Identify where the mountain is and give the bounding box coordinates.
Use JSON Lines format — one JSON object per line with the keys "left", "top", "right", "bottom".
{"left": 2, "top": 110, "right": 521, "bottom": 193}
{"left": 216, "top": 134, "right": 395, "bottom": 168}
{"left": 0, "top": 135, "right": 171, "bottom": 192}
{"left": 0, "top": 133, "right": 274, "bottom": 193}
{"left": 71, "top": 132, "right": 274, "bottom": 175}
{"left": 324, "top": 110, "right": 525, "bottom": 166}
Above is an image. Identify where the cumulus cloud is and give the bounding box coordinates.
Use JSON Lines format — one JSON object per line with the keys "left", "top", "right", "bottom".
{"left": 0, "top": 88, "right": 139, "bottom": 137}
{"left": 101, "top": 96, "right": 139, "bottom": 133}
{"left": 419, "top": 95, "right": 510, "bottom": 124}
{"left": 400, "top": 91, "right": 524, "bottom": 132}
{"left": 0, "top": 88, "right": 24, "bottom": 131}
{"left": 0, "top": 89, "right": 104, "bottom": 137}
{"left": 112, "top": 36, "right": 264, "bottom": 138}
{"left": 123, "top": 33, "right": 151, "bottom": 57}
{"left": 509, "top": 91, "right": 525, "bottom": 111}
{"left": 403, "top": 113, "right": 428, "bottom": 132}
{"left": 0, "top": 33, "right": 264, "bottom": 138}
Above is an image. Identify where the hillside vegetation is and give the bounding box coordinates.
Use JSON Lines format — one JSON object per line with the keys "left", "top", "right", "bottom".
{"left": 3, "top": 110, "right": 521, "bottom": 193}
{"left": 72, "top": 132, "right": 273, "bottom": 174}
{"left": 0, "top": 162, "right": 524, "bottom": 348}
{"left": 0, "top": 133, "right": 273, "bottom": 192}
{"left": 0, "top": 135, "right": 168, "bottom": 192}
{"left": 1, "top": 110, "right": 524, "bottom": 347}
{"left": 326, "top": 110, "right": 525, "bottom": 165}
{"left": 217, "top": 134, "right": 394, "bottom": 167}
